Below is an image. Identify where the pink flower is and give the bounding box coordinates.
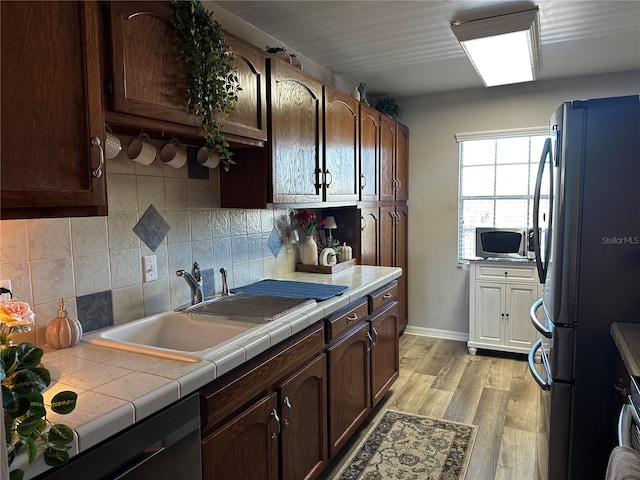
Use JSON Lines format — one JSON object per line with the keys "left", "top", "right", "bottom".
{"left": 0, "top": 301, "right": 35, "bottom": 327}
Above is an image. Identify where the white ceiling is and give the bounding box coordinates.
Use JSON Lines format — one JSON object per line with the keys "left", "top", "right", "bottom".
{"left": 213, "top": 0, "right": 640, "bottom": 98}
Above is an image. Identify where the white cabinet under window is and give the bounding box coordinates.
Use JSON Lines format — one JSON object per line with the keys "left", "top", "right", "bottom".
{"left": 468, "top": 261, "right": 541, "bottom": 355}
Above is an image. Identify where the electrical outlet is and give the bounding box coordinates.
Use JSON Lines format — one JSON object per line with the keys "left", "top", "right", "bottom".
{"left": 0, "top": 279, "right": 13, "bottom": 301}
{"left": 142, "top": 256, "right": 157, "bottom": 283}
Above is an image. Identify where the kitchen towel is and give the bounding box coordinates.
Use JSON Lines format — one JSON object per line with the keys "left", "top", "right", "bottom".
{"left": 231, "top": 279, "right": 348, "bottom": 301}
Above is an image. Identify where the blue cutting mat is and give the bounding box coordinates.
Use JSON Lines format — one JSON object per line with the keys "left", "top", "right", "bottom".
{"left": 231, "top": 279, "right": 348, "bottom": 301}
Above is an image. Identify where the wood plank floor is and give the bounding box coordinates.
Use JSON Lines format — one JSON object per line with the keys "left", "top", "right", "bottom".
{"left": 320, "top": 334, "right": 544, "bottom": 480}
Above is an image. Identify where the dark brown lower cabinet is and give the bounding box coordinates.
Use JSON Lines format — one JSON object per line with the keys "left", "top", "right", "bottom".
{"left": 200, "top": 282, "right": 400, "bottom": 479}
{"left": 327, "top": 321, "right": 371, "bottom": 457}
{"left": 200, "top": 325, "right": 327, "bottom": 480}
{"left": 280, "top": 354, "right": 328, "bottom": 480}
{"left": 370, "top": 302, "right": 400, "bottom": 406}
{"left": 202, "top": 392, "right": 279, "bottom": 480}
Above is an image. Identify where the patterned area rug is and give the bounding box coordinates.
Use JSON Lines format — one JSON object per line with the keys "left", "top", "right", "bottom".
{"left": 334, "top": 409, "right": 478, "bottom": 480}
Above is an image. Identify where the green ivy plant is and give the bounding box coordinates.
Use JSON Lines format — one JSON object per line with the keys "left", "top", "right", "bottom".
{"left": 173, "top": 0, "right": 240, "bottom": 171}
{"left": 374, "top": 96, "right": 401, "bottom": 119}
{"left": 2, "top": 343, "right": 77, "bottom": 480}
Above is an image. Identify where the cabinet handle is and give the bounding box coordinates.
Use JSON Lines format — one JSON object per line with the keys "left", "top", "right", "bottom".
{"left": 282, "top": 396, "right": 292, "bottom": 427}
{"left": 366, "top": 332, "right": 374, "bottom": 352}
{"left": 315, "top": 168, "right": 323, "bottom": 190}
{"left": 361, "top": 216, "right": 366, "bottom": 231}
{"left": 360, "top": 174, "right": 367, "bottom": 190}
{"left": 270, "top": 408, "right": 281, "bottom": 439}
{"left": 325, "top": 169, "right": 333, "bottom": 188}
{"left": 372, "top": 326, "right": 379, "bottom": 346}
{"left": 91, "top": 136, "right": 104, "bottom": 178}
{"left": 346, "top": 313, "right": 358, "bottom": 323}
{"left": 396, "top": 178, "right": 402, "bottom": 190}
{"left": 382, "top": 293, "right": 392, "bottom": 300}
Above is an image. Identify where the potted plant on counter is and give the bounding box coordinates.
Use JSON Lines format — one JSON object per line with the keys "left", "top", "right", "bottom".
{"left": 1, "top": 300, "right": 77, "bottom": 480}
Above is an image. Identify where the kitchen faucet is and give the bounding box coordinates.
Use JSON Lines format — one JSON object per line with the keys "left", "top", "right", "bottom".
{"left": 176, "top": 262, "right": 204, "bottom": 305}
{"left": 220, "top": 267, "right": 229, "bottom": 296}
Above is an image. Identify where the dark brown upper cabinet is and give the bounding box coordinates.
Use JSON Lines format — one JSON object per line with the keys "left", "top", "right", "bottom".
{"left": 106, "top": 2, "right": 266, "bottom": 145}
{"left": 1, "top": 1, "right": 107, "bottom": 219}
{"left": 323, "top": 85, "right": 359, "bottom": 203}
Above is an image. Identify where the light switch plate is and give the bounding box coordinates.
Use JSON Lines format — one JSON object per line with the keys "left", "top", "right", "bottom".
{"left": 142, "top": 256, "right": 157, "bottom": 283}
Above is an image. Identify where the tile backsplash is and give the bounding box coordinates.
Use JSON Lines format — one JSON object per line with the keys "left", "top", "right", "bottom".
{"left": 0, "top": 136, "right": 298, "bottom": 346}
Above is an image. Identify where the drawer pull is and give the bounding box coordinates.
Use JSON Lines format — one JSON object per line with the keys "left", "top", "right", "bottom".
{"left": 382, "top": 293, "right": 392, "bottom": 299}
{"left": 346, "top": 313, "right": 358, "bottom": 323}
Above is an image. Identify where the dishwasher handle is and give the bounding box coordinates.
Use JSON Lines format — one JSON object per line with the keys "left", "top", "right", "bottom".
{"left": 528, "top": 338, "right": 552, "bottom": 391}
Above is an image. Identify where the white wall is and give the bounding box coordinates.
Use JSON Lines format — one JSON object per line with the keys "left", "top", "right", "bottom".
{"left": 400, "top": 70, "right": 640, "bottom": 338}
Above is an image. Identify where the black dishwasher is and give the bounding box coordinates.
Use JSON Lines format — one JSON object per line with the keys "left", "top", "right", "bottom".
{"left": 36, "top": 393, "right": 202, "bottom": 480}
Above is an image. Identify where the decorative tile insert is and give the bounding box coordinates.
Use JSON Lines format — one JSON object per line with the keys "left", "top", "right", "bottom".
{"left": 133, "top": 204, "right": 170, "bottom": 252}
{"left": 267, "top": 227, "right": 283, "bottom": 258}
{"left": 77, "top": 290, "right": 114, "bottom": 333}
{"left": 202, "top": 268, "right": 215, "bottom": 297}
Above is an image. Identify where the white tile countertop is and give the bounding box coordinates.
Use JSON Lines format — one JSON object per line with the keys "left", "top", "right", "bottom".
{"left": 22, "top": 266, "right": 401, "bottom": 478}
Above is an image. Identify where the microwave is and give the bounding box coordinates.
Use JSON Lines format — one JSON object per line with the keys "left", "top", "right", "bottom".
{"left": 475, "top": 227, "right": 534, "bottom": 259}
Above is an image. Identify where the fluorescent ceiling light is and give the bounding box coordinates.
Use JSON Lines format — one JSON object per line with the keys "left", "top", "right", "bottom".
{"left": 451, "top": 8, "right": 542, "bottom": 87}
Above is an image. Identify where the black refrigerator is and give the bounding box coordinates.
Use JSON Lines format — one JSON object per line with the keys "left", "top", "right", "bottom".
{"left": 528, "top": 95, "right": 640, "bottom": 480}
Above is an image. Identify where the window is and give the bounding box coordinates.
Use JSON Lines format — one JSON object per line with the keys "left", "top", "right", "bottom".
{"left": 457, "top": 128, "right": 550, "bottom": 261}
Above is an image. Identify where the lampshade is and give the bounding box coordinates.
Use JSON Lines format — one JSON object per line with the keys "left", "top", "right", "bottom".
{"left": 324, "top": 216, "right": 337, "bottom": 230}
{"left": 451, "top": 8, "right": 541, "bottom": 87}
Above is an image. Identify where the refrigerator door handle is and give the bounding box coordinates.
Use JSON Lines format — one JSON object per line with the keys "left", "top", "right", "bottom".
{"left": 528, "top": 338, "right": 552, "bottom": 391}
{"left": 533, "top": 137, "right": 553, "bottom": 284}
{"left": 530, "top": 298, "right": 552, "bottom": 338}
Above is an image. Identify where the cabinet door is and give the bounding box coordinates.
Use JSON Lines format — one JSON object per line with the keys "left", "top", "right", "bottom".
{"left": 327, "top": 322, "right": 371, "bottom": 457}
{"left": 202, "top": 392, "right": 279, "bottom": 480}
{"left": 379, "top": 115, "right": 396, "bottom": 202}
{"left": 474, "top": 283, "right": 505, "bottom": 347}
{"left": 395, "top": 123, "right": 409, "bottom": 201}
{"left": 279, "top": 354, "right": 328, "bottom": 480}
{"left": 379, "top": 207, "right": 396, "bottom": 268}
{"left": 108, "top": 1, "right": 199, "bottom": 127}
{"left": 222, "top": 33, "right": 267, "bottom": 141}
{"left": 0, "top": 1, "right": 106, "bottom": 218}
{"left": 395, "top": 206, "right": 409, "bottom": 331}
{"left": 504, "top": 283, "right": 538, "bottom": 349}
{"left": 324, "top": 86, "right": 359, "bottom": 202}
{"left": 359, "top": 104, "right": 379, "bottom": 202}
{"left": 270, "top": 61, "right": 323, "bottom": 203}
{"left": 370, "top": 303, "right": 400, "bottom": 406}
{"left": 360, "top": 207, "right": 380, "bottom": 266}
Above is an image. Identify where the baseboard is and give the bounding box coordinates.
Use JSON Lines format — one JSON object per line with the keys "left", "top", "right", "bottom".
{"left": 403, "top": 325, "right": 469, "bottom": 343}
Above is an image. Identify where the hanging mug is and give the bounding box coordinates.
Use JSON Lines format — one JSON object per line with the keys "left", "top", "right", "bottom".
{"left": 160, "top": 138, "right": 187, "bottom": 169}
{"left": 197, "top": 145, "right": 221, "bottom": 169}
{"left": 127, "top": 133, "right": 156, "bottom": 166}
{"left": 104, "top": 124, "right": 122, "bottom": 159}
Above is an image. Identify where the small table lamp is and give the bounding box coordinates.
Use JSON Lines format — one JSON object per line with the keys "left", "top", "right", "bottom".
{"left": 324, "top": 216, "right": 337, "bottom": 241}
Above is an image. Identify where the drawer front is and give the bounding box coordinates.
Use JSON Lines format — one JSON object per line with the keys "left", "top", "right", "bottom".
{"left": 200, "top": 324, "right": 324, "bottom": 434}
{"left": 368, "top": 281, "right": 398, "bottom": 314}
{"left": 475, "top": 264, "right": 537, "bottom": 283}
{"left": 326, "top": 299, "right": 368, "bottom": 343}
